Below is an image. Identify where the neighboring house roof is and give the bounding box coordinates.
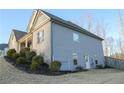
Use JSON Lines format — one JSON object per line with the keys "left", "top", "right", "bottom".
{"left": 41, "top": 10, "right": 103, "bottom": 41}
{"left": 13, "top": 29, "right": 27, "bottom": 41}
{"left": 0, "top": 44, "right": 8, "bottom": 50}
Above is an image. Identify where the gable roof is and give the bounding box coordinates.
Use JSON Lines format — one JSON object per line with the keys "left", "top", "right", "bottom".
{"left": 25, "top": 10, "right": 103, "bottom": 40}
{"left": 0, "top": 44, "right": 8, "bottom": 50}
{"left": 13, "top": 29, "right": 27, "bottom": 41}
{"left": 27, "top": 10, "right": 38, "bottom": 33}
{"left": 40, "top": 10, "right": 103, "bottom": 41}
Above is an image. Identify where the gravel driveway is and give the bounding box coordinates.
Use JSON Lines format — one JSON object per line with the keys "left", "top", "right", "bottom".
{"left": 0, "top": 57, "right": 124, "bottom": 84}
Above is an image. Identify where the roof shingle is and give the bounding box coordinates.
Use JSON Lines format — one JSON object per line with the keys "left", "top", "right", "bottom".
{"left": 13, "top": 29, "right": 27, "bottom": 41}
{"left": 41, "top": 10, "right": 103, "bottom": 40}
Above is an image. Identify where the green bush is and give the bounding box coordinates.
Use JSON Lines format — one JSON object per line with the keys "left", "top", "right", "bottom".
{"left": 20, "top": 47, "right": 30, "bottom": 57}
{"left": 26, "top": 51, "right": 36, "bottom": 63}
{"left": 30, "top": 55, "right": 44, "bottom": 71}
{"left": 12, "top": 53, "right": 20, "bottom": 59}
{"left": 30, "top": 62, "right": 40, "bottom": 71}
{"left": 32, "top": 55, "right": 44, "bottom": 65}
{"left": 7, "top": 49, "right": 16, "bottom": 58}
{"left": 16, "top": 57, "right": 26, "bottom": 65}
{"left": 49, "top": 61, "right": 61, "bottom": 72}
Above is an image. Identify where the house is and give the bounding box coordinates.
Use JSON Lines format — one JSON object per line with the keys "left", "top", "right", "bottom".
{"left": 8, "top": 10, "right": 105, "bottom": 71}
{"left": 0, "top": 44, "right": 8, "bottom": 56}
{"left": 8, "top": 29, "right": 27, "bottom": 51}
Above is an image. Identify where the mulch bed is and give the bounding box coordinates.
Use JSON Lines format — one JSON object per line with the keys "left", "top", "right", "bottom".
{"left": 4, "top": 56, "right": 76, "bottom": 76}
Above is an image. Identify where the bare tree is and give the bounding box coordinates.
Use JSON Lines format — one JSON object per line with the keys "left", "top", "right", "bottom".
{"left": 85, "top": 13, "right": 114, "bottom": 56}
{"left": 94, "top": 19, "right": 112, "bottom": 56}
{"left": 86, "top": 14, "right": 94, "bottom": 32}
{"left": 118, "top": 11, "right": 124, "bottom": 53}
{"left": 107, "top": 37, "right": 114, "bottom": 56}
{"left": 118, "top": 11, "right": 124, "bottom": 37}
{"left": 109, "top": 11, "right": 124, "bottom": 59}
{"left": 117, "top": 38, "right": 123, "bottom": 53}
{"left": 87, "top": 15, "right": 93, "bottom": 32}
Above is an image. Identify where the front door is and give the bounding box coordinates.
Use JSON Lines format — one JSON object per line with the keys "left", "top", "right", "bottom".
{"left": 85, "top": 55, "right": 91, "bottom": 69}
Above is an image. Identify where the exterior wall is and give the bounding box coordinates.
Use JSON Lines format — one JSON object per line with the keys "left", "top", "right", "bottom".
{"left": 9, "top": 32, "right": 19, "bottom": 52}
{"left": 8, "top": 11, "right": 104, "bottom": 71}
{"left": 32, "top": 21, "right": 52, "bottom": 64}
{"left": 52, "top": 22, "right": 104, "bottom": 71}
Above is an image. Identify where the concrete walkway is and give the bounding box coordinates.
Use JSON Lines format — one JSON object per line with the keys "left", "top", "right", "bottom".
{"left": 0, "top": 57, "right": 124, "bottom": 84}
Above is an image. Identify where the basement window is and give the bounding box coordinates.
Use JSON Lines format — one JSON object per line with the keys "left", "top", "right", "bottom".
{"left": 95, "top": 60, "right": 98, "bottom": 64}
{"left": 73, "top": 59, "right": 77, "bottom": 65}
{"left": 94, "top": 55, "right": 98, "bottom": 64}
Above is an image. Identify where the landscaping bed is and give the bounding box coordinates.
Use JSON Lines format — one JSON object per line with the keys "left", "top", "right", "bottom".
{"left": 4, "top": 48, "right": 70, "bottom": 76}
{"left": 5, "top": 48, "right": 106, "bottom": 76}
{"left": 1, "top": 58, "right": 124, "bottom": 84}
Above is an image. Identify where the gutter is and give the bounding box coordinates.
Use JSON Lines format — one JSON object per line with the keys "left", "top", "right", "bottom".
{"left": 51, "top": 18, "right": 103, "bottom": 41}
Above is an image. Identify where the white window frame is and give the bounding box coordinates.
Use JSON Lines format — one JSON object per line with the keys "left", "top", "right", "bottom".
{"left": 84, "top": 55, "right": 89, "bottom": 62}
{"left": 72, "top": 52, "right": 78, "bottom": 65}
{"left": 37, "top": 30, "right": 44, "bottom": 44}
{"left": 73, "top": 33, "right": 79, "bottom": 42}
{"left": 94, "top": 55, "right": 98, "bottom": 64}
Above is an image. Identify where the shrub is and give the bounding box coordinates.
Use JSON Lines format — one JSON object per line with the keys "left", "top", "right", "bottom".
{"left": 30, "top": 55, "right": 44, "bottom": 71}
{"left": 16, "top": 57, "right": 26, "bottom": 65}
{"left": 30, "top": 62, "right": 40, "bottom": 71}
{"left": 26, "top": 51, "right": 36, "bottom": 63}
{"left": 49, "top": 61, "right": 61, "bottom": 72}
{"left": 12, "top": 53, "right": 20, "bottom": 59}
{"left": 7, "top": 49, "right": 16, "bottom": 58}
{"left": 32, "top": 55, "right": 44, "bottom": 65}
{"left": 20, "top": 47, "right": 30, "bottom": 57}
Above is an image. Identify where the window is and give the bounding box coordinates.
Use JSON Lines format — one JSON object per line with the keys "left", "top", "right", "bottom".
{"left": 94, "top": 55, "right": 98, "bottom": 64}
{"left": 73, "top": 59, "right": 77, "bottom": 65}
{"left": 72, "top": 52, "right": 78, "bottom": 65}
{"left": 73, "top": 33, "right": 79, "bottom": 42}
{"left": 84, "top": 55, "right": 89, "bottom": 62}
{"left": 95, "top": 60, "right": 98, "bottom": 64}
{"left": 37, "top": 30, "right": 44, "bottom": 43}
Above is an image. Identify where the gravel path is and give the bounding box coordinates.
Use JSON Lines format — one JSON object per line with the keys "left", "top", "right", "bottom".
{"left": 0, "top": 57, "right": 124, "bottom": 84}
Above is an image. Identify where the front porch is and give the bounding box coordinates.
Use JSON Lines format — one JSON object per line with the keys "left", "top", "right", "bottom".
{"left": 19, "top": 34, "right": 33, "bottom": 51}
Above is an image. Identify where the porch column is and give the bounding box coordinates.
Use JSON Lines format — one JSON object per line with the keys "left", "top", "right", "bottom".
{"left": 19, "top": 43, "right": 20, "bottom": 52}
{"left": 25, "top": 39, "right": 28, "bottom": 47}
